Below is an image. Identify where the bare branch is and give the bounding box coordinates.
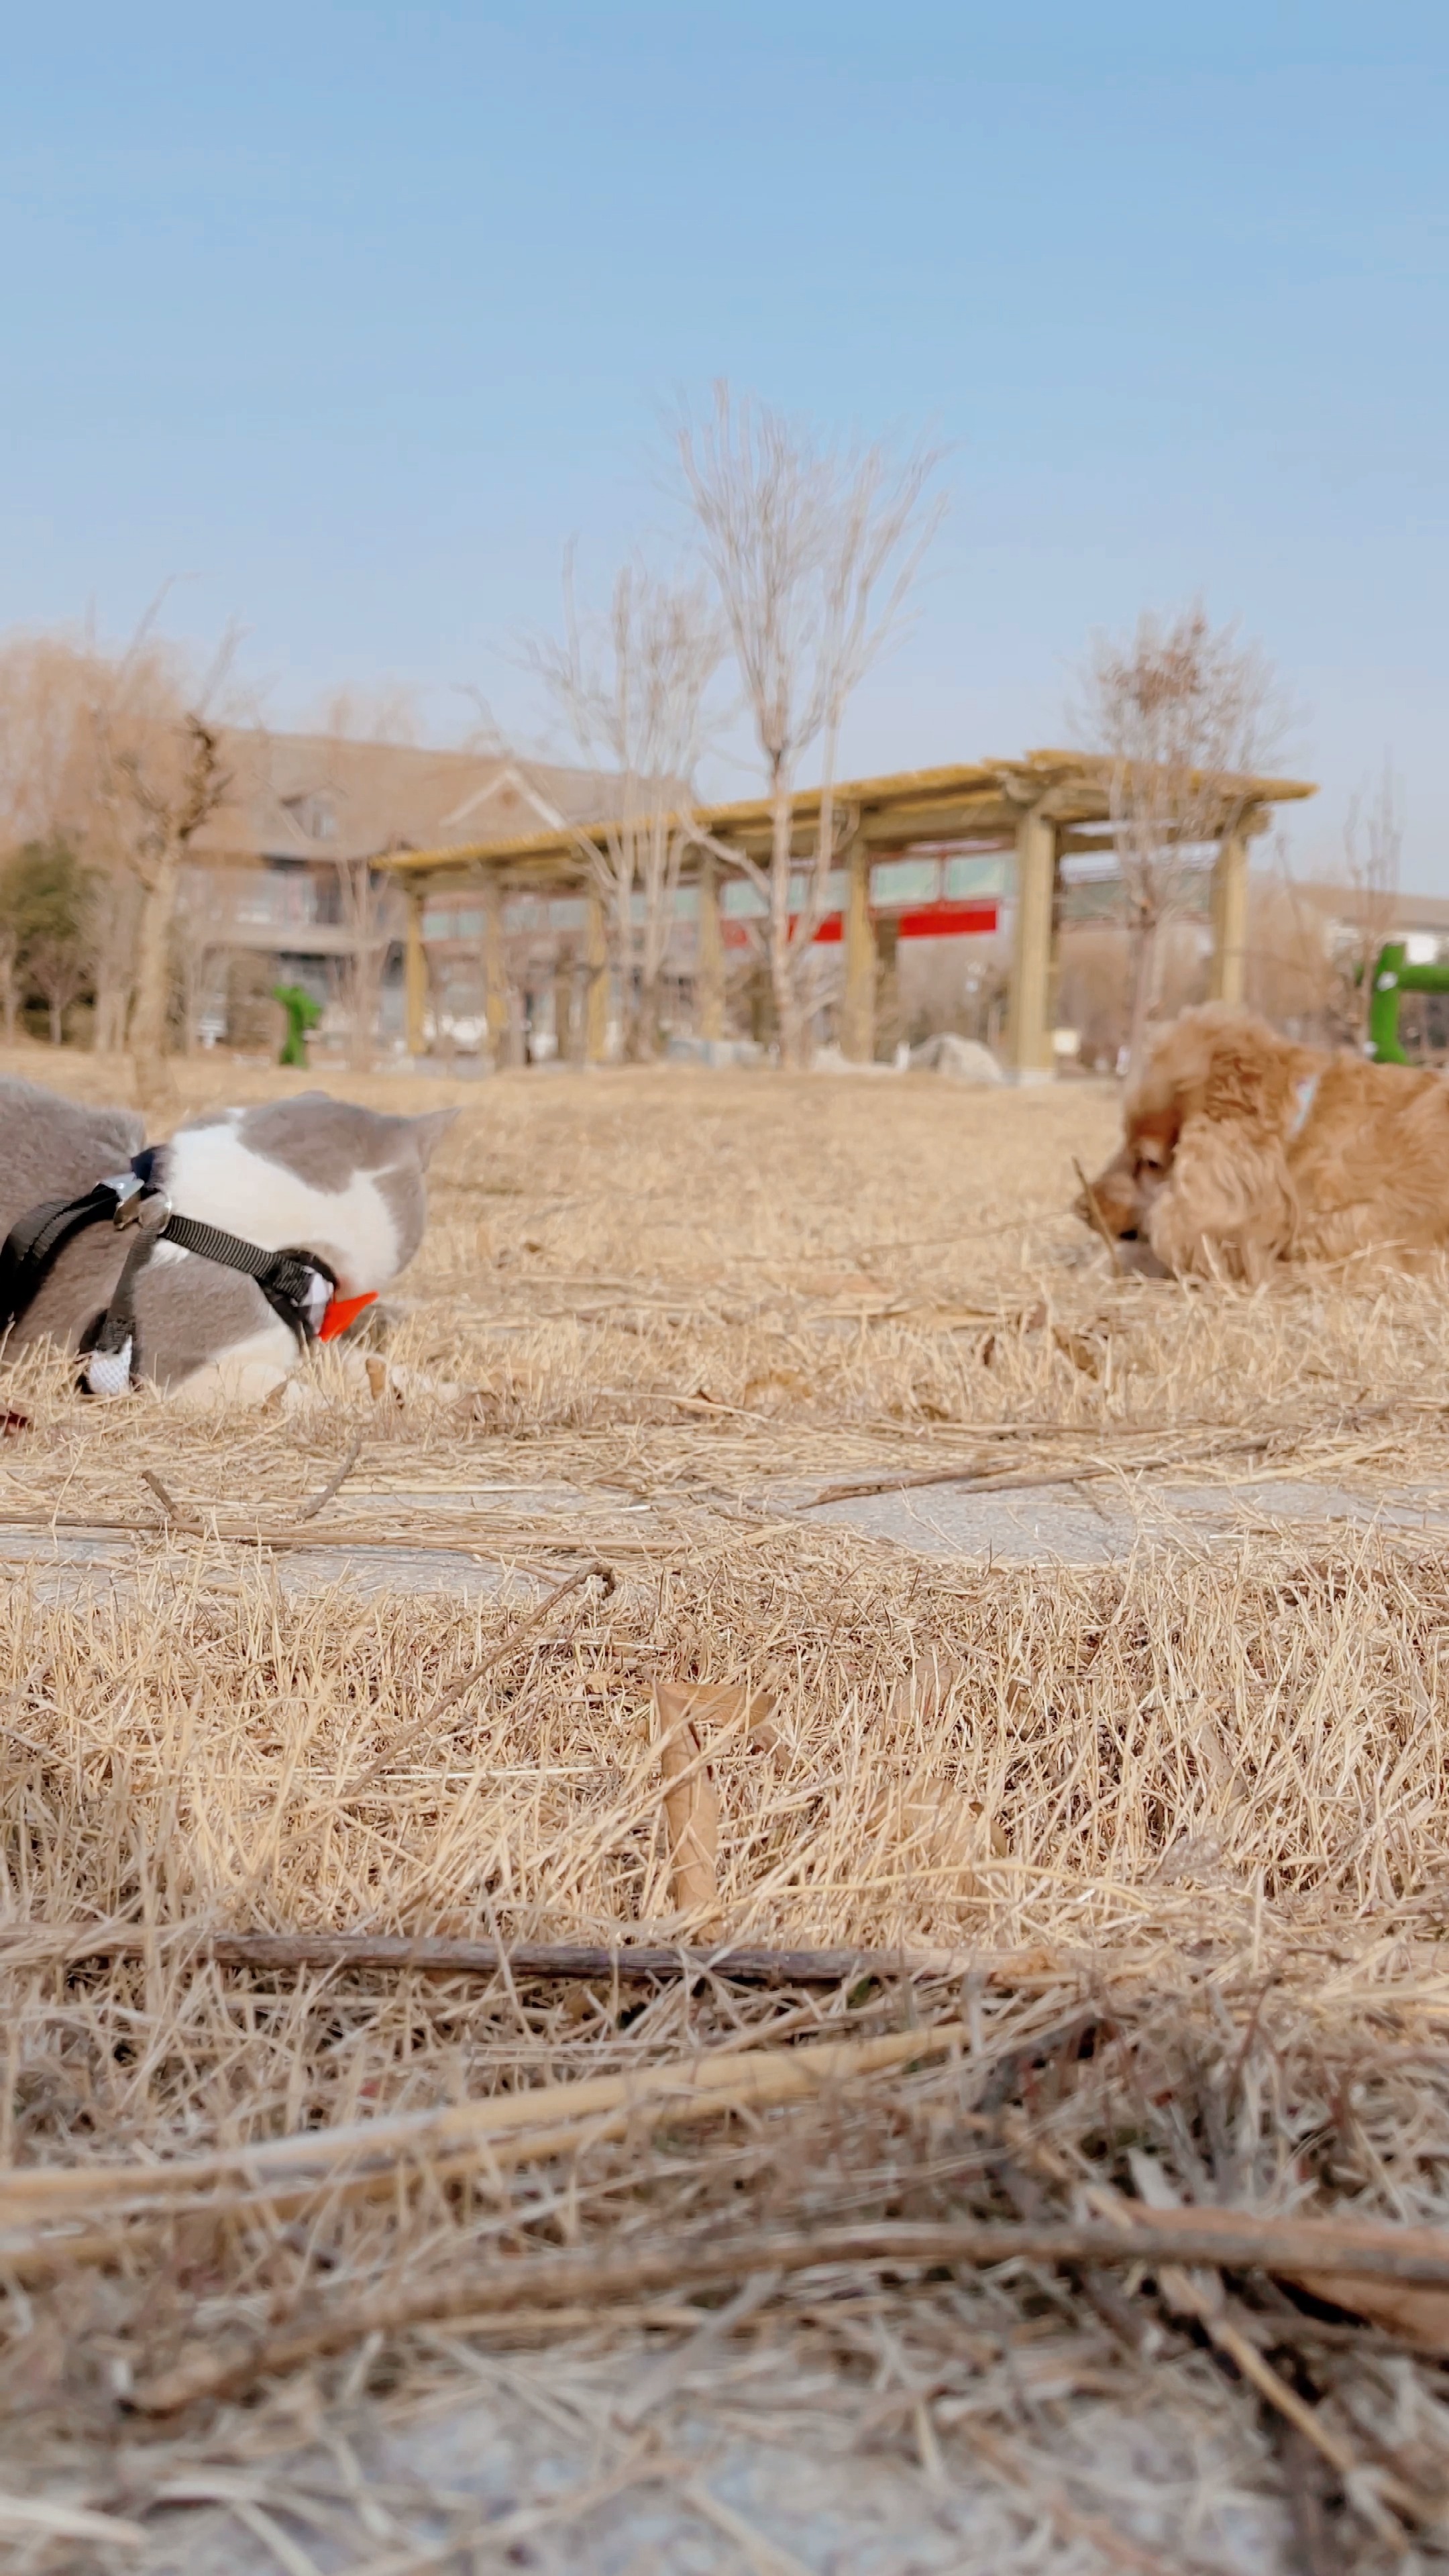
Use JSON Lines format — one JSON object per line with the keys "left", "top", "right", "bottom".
{"left": 675, "top": 384, "right": 945, "bottom": 1063}
{"left": 1071, "top": 601, "right": 1290, "bottom": 1069}
{"left": 1340, "top": 756, "right": 1403, "bottom": 1039}
{"left": 522, "top": 553, "right": 725, "bottom": 1058}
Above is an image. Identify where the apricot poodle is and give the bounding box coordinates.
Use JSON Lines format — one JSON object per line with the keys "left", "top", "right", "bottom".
{"left": 1076, "top": 1003, "right": 1449, "bottom": 1279}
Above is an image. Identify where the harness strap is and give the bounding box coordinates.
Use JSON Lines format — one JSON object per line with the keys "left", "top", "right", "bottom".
{"left": 80, "top": 1226, "right": 162, "bottom": 1397}
{"left": 1, "top": 1151, "right": 375, "bottom": 1389}
{"left": 0, "top": 1180, "right": 135, "bottom": 1336}
{"left": 156, "top": 1213, "right": 333, "bottom": 1338}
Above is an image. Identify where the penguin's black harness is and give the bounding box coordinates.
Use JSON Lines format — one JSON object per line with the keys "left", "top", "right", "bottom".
{"left": 0, "top": 1150, "right": 358, "bottom": 1392}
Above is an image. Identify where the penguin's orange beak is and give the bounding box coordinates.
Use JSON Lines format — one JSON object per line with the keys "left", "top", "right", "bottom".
{"left": 319, "top": 1291, "right": 377, "bottom": 1343}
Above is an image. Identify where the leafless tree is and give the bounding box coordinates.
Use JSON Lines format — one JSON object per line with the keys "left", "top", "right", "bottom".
{"left": 104, "top": 712, "right": 231, "bottom": 1063}
{"left": 26, "top": 930, "right": 90, "bottom": 1044}
{"left": 172, "top": 867, "right": 237, "bottom": 1053}
{"left": 524, "top": 553, "right": 724, "bottom": 1057}
{"left": 1338, "top": 757, "right": 1403, "bottom": 1040}
{"left": 334, "top": 855, "right": 399, "bottom": 1069}
{"left": 86, "top": 867, "right": 144, "bottom": 1054}
{"left": 676, "top": 386, "right": 944, "bottom": 1065}
{"left": 0, "top": 629, "right": 109, "bottom": 851}
{"left": 1074, "top": 602, "right": 1289, "bottom": 1071}
{"left": 0, "top": 914, "right": 19, "bottom": 1044}
{"left": 82, "top": 606, "right": 239, "bottom": 1065}
{"left": 0, "top": 627, "right": 165, "bottom": 1049}
{"left": 301, "top": 688, "right": 418, "bottom": 1069}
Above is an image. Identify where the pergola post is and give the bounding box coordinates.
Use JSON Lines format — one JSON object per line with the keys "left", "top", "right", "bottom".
{"left": 841, "top": 839, "right": 875, "bottom": 1062}
{"left": 696, "top": 851, "right": 724, "bottom": 1042}
{"left": 584, "top": 890, "right": 610, "bottom": 1062}
{"left": 404, "top": 890, "right": 428, "bottom": 1057}
{"left": 1209, "top": 815, "right": 1253, "bottom": 1007}
{"left": 1006, "top": 804, "right": 1057, "bottom": 1079}
{"left": 482, "top": 877, "right": 511, "bottom": 1063}
{"left": 553, "top": 952, "right": 579, "bottom": 1064}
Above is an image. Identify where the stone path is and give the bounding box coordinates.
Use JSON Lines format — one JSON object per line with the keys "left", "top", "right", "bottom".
{"left": 810, "top": 1474, "right": 1449, "bottom": 1564}
{"left": 4, "top": 1475, "right": 1446, "bottom": 1601}
{"left": 131, "top": 2345, "right": 1293, "bottom": 2575}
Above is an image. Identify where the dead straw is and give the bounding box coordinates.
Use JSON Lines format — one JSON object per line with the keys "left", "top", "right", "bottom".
{"left": 9, "top": 1056, "right": 1449, "bottom": 2542}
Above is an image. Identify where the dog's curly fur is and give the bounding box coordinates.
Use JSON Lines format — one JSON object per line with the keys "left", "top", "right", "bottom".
{"left": 1077, "top": 1002, "right": 1449, "bottom": 1279}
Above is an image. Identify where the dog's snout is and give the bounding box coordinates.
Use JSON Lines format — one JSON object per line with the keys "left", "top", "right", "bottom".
{"left": 1074, "top": 1161, "right": 1144, "bottom": 1240}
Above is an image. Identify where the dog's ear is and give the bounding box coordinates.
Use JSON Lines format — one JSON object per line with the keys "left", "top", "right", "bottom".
{"left": 1146, "top": 1112, "right": 1295, "bottom": 1281}
{"left": 407, "top": 1108, "right": 459, "bottom": 1169}
{"left": 1195, "top": 1020, "right": 1295, "bottom": 1137}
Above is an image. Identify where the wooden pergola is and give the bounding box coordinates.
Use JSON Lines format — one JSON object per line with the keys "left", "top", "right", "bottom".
{"left": 380, "top": 751, "right": 1316, "bottom": 1072}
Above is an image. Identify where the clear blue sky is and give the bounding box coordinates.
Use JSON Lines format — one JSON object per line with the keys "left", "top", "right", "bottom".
{"left": 4, "top": 3, "right": 1448, "bottom": 880}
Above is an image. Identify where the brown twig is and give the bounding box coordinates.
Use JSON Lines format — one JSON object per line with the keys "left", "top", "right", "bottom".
{"left": 804, "top": 1461, "right": 1095, "bottom": 1509}
{"left": 140, "top": 1470, "right": 200, "bottom": 1532}
{"left": 36, "top": 1929, "right": 978, "bottom": 1988}
{"left": 423, "top": 1560, "right": 617, "bottom": 1725}
{"left": 333, "top": 1560, "right": 618, "bottom": 1800}
{"left": 5, "top": 2027, "right": 961, "bottom": 2227}
{"left": 0, "top": 1510, "right": 580, "bottom": 1562}
{"left": 1073, "top": 1156, "right": 1126, "bottom": 1274}
{"left": 1158, "top": 2267, "right": 1430, "bottom": 2531}
{"left": 127, "top": 2202, "right": 1449, "bottom": 2418}
{"left": 804, "top": 1432, "right": 1274, "bottom": 1510}
{"left": 294, "top": 1435, "right": 364, "bottom": 1524}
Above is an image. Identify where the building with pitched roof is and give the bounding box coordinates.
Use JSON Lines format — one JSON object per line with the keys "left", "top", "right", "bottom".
{"left": 178, "top": 731, "right": 621, "bottom": 1044}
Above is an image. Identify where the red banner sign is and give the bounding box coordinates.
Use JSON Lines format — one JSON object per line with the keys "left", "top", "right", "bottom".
{"left": 724, "top": 899, "right": 998, "bottom": 950}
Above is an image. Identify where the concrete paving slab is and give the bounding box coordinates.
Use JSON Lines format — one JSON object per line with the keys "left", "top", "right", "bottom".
{"left": 810, "top": 1477, "right": 1449, "bottom": 1564}
{"left": 133, "top": 2367, "right": 1293, "bottom": 2575}
{"left": 0, "top": 1529, "right": 519, "bottom": 1602}
{"left": 5, "top": 1477, "right": 1446, "bottom": 1603}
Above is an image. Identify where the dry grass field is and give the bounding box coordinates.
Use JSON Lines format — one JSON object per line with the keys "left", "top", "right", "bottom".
{"left": 6, "top": 1044, "right": 1449, "bottom": 2569}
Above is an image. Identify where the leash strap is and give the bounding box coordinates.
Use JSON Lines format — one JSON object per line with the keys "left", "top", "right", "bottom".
{"left": 78, "top": 1226, "right": 163, "bottom": 1397}
{"left": 1, "top": 1155, "right": 369, "bottom": 1389}
{"left": 156, "top": 1213, "right": 334, "bottom": 1340}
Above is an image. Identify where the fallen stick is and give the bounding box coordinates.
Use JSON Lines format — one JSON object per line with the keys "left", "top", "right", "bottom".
{"left": 0, "top": 2025, "right": 963, "bottom": 2224}
{"left": 804, "top": 1432, "right": 1272, "bottom": 1510}
{"left": 294, "top": 1435, "right": 364, "bottom": 1524}
{"left": 329, "top": 1560, "right": 618, "bottom": 1803}
{"left": 805, "top": 1461, "right": 1094, "bottom": 1509}
{"left": 128, "top": 2202, "right": 1449, "bottom": 2416}
{"left": 1072, "top": 1156, "right": 1126, "bottom": 1275}
{"left": 0, "top": 1509, "right": 566, "bottom": 1560}
{"left": 46, "top": 1930, "right": 974, "bottom": 1988}
{"left": 420, "top": 1561, "right": 617, "bottom": 1727}
{"left": 1128, "top": 2206, "right": 1437, "bottom": 2531}
{"left": 139, "top": 1470, "right": 199, "bottom": 1532}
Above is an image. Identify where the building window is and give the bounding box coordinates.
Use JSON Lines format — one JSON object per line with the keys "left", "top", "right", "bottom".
{"left": 282, "top": 792, "right": 338, "bottom": 843}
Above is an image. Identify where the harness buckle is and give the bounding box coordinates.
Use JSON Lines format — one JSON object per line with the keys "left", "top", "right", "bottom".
{"left": 103, "top": 1174, "right": 172, "bottom": 1232}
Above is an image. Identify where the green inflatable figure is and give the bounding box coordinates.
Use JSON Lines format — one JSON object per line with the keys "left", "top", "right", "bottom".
{"left": 273, "top": 983, "right": 323, "bottom": 1069}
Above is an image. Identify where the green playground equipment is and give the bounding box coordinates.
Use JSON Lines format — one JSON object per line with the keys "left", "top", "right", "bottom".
{"left": 272, "top": 983, "right": 323, "bottom": 1069}
{"left": 1364, "top": 944, "right": 1449, "bottom": 1063}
